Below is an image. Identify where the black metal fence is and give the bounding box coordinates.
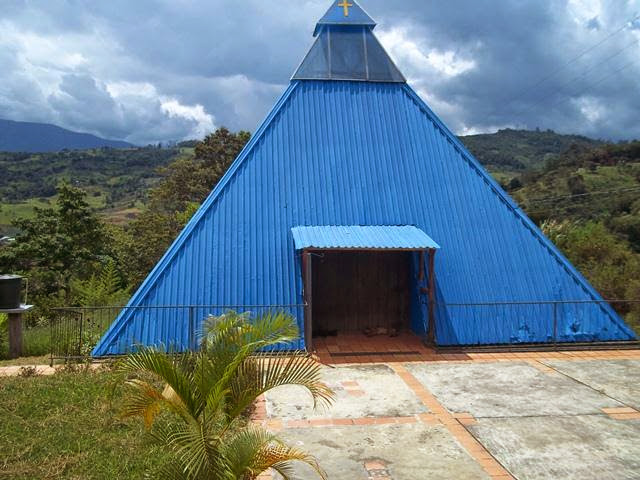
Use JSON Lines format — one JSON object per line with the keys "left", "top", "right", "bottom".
{"left": 50, "top": 304, "right": 306, "bottom": 362}
{"left": 434, "top": 300, "right": 640, "bottom": 347}
{"left": 48, "top": 300, "right": 639, "bottom": 362}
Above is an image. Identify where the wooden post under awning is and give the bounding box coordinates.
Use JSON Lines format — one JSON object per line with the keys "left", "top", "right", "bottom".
{"left": 427, "top": 249, "right": 437, "bottom": 345}
{"left": 301, "top": 249, "right": 313, "bottom": 352}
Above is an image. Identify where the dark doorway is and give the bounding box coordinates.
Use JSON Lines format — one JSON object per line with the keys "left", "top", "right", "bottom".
{"left": 310, "top": 251, "right": 411, "bottom": 336}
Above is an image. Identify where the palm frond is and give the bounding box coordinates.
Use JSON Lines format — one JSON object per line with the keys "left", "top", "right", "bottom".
{"left": 121, "top": 379, "right": 166, "bottom": 428}
{"left": 151, "top": 418, "right": 233, "bottom": 480}
{"left": 230, "top": 352, "right": 334, "bottom": 418}
{"left": 117, "top": 348, "right": 199, "bottom": 416}
{"left": 244, "top": 311, "right": 300, "bottom": 349}
{"left": 116, "top": 310, "right": 334, "bottom": 480}
{"left": 202, "top": 311, "right": 299, "bottom": 359}
{"left": 222, "top": 425, "right": 327, "bottom": 480}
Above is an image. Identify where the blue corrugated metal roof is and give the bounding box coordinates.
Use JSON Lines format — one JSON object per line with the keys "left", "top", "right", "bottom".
{"left": 92, "top": 3, "right": 636, "bottom": 356}
{"left": 291, "top": 226, "right": 440, "bottom": 250}
{"left": 93, "top": 79, "right": 636, "bottom": 356}
{"left": 314, "top": 0, "right": 376, "bottom": 36}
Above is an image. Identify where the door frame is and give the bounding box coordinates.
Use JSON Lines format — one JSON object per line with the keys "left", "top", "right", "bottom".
{"left": 300, "top": 247, "right": 437, "bottom": 351}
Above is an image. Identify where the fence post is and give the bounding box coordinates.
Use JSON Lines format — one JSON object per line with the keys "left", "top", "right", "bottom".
{"left": 189, "top": 306, "right": 195, "bottom": 351}
{"left": 553, "top": 302, "right": 558, "bottom": 349}
{"left": 50, "top": 311, "right": 54, "bottom": 367}
{"left": 77, "top": 309, "right": 84, "bottom": 357}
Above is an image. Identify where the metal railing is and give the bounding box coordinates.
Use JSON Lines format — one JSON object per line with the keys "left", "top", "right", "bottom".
{"left": 48, "top": 300, "right": 639, "bottom": 361}
{"left": 434, "top": 300, "right": 640, "bottom": 347}
{"left": 50, "top": 304, "right": 306, "bottom": 362}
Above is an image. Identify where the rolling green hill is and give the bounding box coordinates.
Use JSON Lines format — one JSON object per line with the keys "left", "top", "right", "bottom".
{"left": 508, "top": 141, "right": 640, "bottom": 252}
{"left": 0, "top": 129, "right": 632, "bottom": 236}
{"left": 461, "top": 128, "right": 603, "bottom": 175}
{"left": 0, "top": 147, "right": 187, "bottom": 234}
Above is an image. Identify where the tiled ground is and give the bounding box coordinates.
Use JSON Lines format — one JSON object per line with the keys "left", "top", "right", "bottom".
{"left": 257, "top": 349, "right": 640, "bottom": 480}
{"left": 312, "top": 332, "right": 462, "bottom": 363}
{"left": 265, "top": 363, "right": 428, "bottom": 419}
{"left": 544, "top": 359, "right": 640, "bottom": 410}
{"left": 404, "top": 361, "right": 624, "bottom": 417}
{"left": 469, "top": 415, "right": 640, "bottom": 480}
{"left": 275, "top": 423, "right": 490, "bottom": 480}
{"left": 310, "top": 331, "right": 640, "bottom": 364}
{"left": 2, "top": 344, "right": 639, "bottom": 479}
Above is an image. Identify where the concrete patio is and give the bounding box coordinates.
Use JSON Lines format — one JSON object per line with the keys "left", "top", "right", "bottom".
{"left": 256, "top": 349, "right": 640, "bottom": 480}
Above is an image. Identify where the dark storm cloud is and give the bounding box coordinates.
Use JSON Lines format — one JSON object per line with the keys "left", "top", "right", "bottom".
{"left": 0, "top": 0, "right": 639, "bottom": 143}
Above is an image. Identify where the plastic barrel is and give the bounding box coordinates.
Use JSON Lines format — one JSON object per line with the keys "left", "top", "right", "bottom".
{"left": 0, "top": 275, "right": 22, "bottom": 309}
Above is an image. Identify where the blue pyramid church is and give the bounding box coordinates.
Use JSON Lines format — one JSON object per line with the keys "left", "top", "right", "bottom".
{"left": 93, "top": 1, "right": 636, "bottom": 356}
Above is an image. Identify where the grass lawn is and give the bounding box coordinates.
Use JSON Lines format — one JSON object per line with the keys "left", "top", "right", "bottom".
{"left": 0, "top": 325, "right": 51, "bottom": 361}
{"left": 0, "top": 355, "right": 51, "bottom": 367}
{"left": 0, "top": 370, "right": 167, "bottom": 479}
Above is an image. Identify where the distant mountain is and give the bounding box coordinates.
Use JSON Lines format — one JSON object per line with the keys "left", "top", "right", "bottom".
{"left": 460, "top": 128, "right": 603, "bottom": 172}
{"left": 0, "top": 119, "right": 133, "bottom": 152}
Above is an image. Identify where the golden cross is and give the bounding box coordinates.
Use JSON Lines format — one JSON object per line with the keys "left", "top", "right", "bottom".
{"left": 337, "top": 0, "right": 353, "bottom": 17}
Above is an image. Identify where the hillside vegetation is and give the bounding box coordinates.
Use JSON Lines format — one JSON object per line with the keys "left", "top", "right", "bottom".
{"left": 0, "top": 147, "right": 186, "bottom": 233}
{"left": 509, "top": 141, "right": 640, "bottom": 252}
{"left": 462, "top": 128, "right": 602, "bottom": 174}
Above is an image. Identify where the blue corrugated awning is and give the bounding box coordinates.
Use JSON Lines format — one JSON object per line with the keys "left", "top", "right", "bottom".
{"left": 291, "top": 225, "right": 440, "bottom": 251}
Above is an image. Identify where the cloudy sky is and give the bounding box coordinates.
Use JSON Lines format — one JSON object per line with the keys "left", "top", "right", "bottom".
{"left": 1, "top": 0, "right": 639, "bottom": 144}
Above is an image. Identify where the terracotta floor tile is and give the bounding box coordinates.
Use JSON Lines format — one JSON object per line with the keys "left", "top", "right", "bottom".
{"left": 459, "top": 417, "right": 477, "bottom": 426}
{"left": 332, "top": 418, "right": 355, "bottom": 426}
{"left": 602, "top": 407, "right": 637, "bottom": 414}
{"left": 285, "top": 419, "right": 310, "bottom": 428}
{"left": 395, "top": 416, "right": 418, "bottom": 424}
{"left": 341, "top": 380, "right": 359, "bottom": 388}
{"left": 309, "top": 419, "right": 331, "bottom": 426}
{"left": 364, "top": 459, "right": 387, "bottom": 470}
{"left": 373, "top": 417, "right": 397, "bottom": 425}
{"left": 484, "top": 464, "right": 509, "bottom": 476}
{"left": 353, "top": 417, "right": 377, "bottom": 425}
{"left": 610, "top": 413, "right": 640, "bottom": 420}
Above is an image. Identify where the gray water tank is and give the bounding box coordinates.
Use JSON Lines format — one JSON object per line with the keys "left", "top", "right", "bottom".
{"left": 0, "top": 275, "right": 22, "bottom": 309}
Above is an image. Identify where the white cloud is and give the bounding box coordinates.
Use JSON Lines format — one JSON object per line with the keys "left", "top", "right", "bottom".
{"left": 568, "top": 0, "right": 603, "bottom": 25}
{"left": 575, "top": 96, "right": 607, "bottom": 123}
{"left": 1, "top": 0, "right": 640, "bottom": 142}
{"left": 161, "top": 100, "right": 215, "bottom": 139}
{"left": 378, "top": 27, "right": 476, "bottom": 79}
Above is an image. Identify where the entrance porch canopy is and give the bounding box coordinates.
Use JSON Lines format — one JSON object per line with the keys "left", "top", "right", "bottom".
{"left": 291, "top": 225, "right": 440, "bottom": 251}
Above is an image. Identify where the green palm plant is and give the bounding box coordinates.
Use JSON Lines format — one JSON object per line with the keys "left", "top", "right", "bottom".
{"left": 117, "top": 311, "right": 334, "bottom": 480}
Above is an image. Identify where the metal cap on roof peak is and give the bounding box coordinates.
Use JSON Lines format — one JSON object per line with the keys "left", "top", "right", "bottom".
{"left": 314, "top": 0, "right": 376, "bottom": 36}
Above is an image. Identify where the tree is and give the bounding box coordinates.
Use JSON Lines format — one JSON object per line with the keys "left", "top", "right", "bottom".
{"left": 151, "top": 128, "right": 251, "bottom": 214}
{"left": 117, "top": 311, "right": 333, "bottom": 479}
{"left": 0, "top": 181, "right": 108, "bottom": 303}
{"left": 70, "top": 259, "right": 129, "bottom": 306}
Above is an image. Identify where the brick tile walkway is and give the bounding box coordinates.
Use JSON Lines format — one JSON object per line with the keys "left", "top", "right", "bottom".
{"left": 312, "top": 332, "right": 640, "bottom": 365}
